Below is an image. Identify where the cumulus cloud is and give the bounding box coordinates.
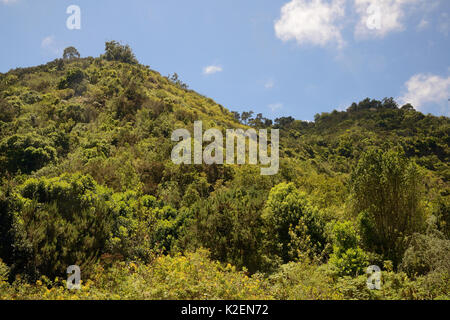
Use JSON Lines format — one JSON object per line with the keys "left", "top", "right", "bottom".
{"left": 354, "top": 0, "right": 426, "bottom": 38}
{"left": 274, "top": 0, "right": 346, "bottom": 48}
{"left": 203, "top": 65, "right": 223, "bottom": 75}
{"left": 398, "top": 73, "right": 450, "bottom": 115}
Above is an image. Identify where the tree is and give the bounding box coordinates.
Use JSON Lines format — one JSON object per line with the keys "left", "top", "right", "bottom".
{"left": 10, "top": 174, "right": 114, "bottom": 279}
{"left": 351, "top": 148, "right": 425, "bottom": 266}
{"left": 102, "top": 41, "right": 138, "bottom": 64}
{"left": 168, "top": 73, "right": 188, "bottom": 89}
{"left": 62, "top": 46, "right": 80, "bottom": 60}
{"left": 0, "top": 97, "right": 20, "bottom": 122}
{"left": 274, "top": 116, "right": 295, "bottom": 129}
{"left": 240, "top": 111, "right": 254, "bottom": 125}
{"left": 58, "top": 67, "right": 86, "bottom": 95}
{"left": 231, "top": 111, "right": 241, "bottom": 123}
{"left": 262, "top": 183, "right": 326, "bottom": 264}
{"left": 184, "top": 186, "right": 267, "bottom": 272}
{"left": 0, "top": 133, "right": 57, "bottom": 174}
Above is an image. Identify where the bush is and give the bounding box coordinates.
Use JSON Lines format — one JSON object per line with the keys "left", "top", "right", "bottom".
{"left": 0, "top": 259, "right": 9, "bottom": 283}
{"left": 0, "top": 133, "right": 57, "bottom": 174}
{"left": 0, "top": 250, "right": 272, "bottom": 300}
{"left": 183, "top": 186, "right": 267, "bottom": 273}
{"left": 107, "top": 192, "right": 184, "bottom": 261}
{"left": 262, "top": 183, "right": 326, "bottom": 263}
{"left": 400, "top": 230, "right": 450, "bottom": 277}
{"left": 0, "top": 97, "right": 21, "bottom": 122}
{"left": 58, "top": 68, "right": 86, "bottom": 95}
{"left": 269, "top": 259, "right": 341, "bottom": 300}
{"left": 329, "top": 221, "right": 368, "bottom": 276}
{"left": 10, "top": 174, "right": 114, "bottom": 280}
{"left": 102, "top": 41, "right": 138, "bottom": 65}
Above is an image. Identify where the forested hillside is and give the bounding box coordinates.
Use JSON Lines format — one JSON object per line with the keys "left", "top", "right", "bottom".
{"left": 0, "top": 42, "right": 449, "bottom": 300}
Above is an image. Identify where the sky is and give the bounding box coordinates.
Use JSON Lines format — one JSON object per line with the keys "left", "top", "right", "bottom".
{"left": 1, "top": 0, "right": 449, "bottom": 120}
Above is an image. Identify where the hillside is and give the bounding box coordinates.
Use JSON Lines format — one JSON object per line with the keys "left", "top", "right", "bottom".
{"left": 0, "top": 43, "right": 449, "bottom": 300}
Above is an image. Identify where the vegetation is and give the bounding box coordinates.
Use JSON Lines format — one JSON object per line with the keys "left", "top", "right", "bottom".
{"left": 0, "top": 44, "right": 448, "bottom": 300}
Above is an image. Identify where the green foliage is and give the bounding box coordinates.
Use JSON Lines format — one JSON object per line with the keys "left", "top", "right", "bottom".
{"left": 58, "top": 68, "right": 86, "bottom": 95}
{"left": 351, "top": 148, "right": 426, "bottom": 266}
{"left": 0, "top": 180, "right": 18, "bottom": 267}
{"left": 63, "top": 46, "right": 80, "bottom": 60}
{"left": 0, "top": 97, "right": 21, "bottom": 122}
{"left": 329, "top": 221, "right": 368, "bottom": 277}
{"left": 183, "top": 186, "right": 267, "bottom": 273}
{"left": 269, "top": 258, "right": 341, "bottom": 300}
{"left": 102, "top": 41, "right": 138, "bottom": 64}
{"left": 0, "top": 133, "right": 57, "bottom": 174}
{"left": 0, "top": 250, "right": 272, "bottom": 300}
{"left": 10, "top": 174, "right": 114, "bottom": 280}
{"left": 262, "top": 182, "right": 326, "bottom": 263}
{"left": 400, "top": 228, "right": 450, "bottom": 277}
{"left": 0, "top": 44, "right": 448, "bottom": 300}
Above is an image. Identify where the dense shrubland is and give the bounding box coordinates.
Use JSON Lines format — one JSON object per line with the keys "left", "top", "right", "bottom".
{"left": 0, "top": 42, "right": 448, "bottom": 299}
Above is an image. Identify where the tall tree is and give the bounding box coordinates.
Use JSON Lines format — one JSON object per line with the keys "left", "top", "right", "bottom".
{"left": 351, "top": 148, "right": 425, "bottom": 266}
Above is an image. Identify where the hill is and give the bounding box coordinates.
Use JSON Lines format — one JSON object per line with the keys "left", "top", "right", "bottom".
{"left": 0, "top": 42, "right": 449, "bottom": 300}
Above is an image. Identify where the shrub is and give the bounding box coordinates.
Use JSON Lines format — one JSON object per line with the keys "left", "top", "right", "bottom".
{"left": 58, "top": 68, "right": 86, "bottom": 95}
{"left": 400, "top": 230, "right": 450, "bottom": 277}
{"left": 184, "top": 186, "right": 267, "bottom": 273}
{"left": 10, "top": 174, "right": 114, "bottom": 279}
{"left": 102, "top": 41, "right": 138, "bottom": 65}
{"left": 262, "top": 182, "right": 326, "bottom": 263}
{"left": 269, "top": 259, "right": 342, "bottom": 300}
{"left": 329, "top": 221, "right": 368, "bottom": 276}
{"left": 0, "top": 133, "right": 57, "bottom": 174}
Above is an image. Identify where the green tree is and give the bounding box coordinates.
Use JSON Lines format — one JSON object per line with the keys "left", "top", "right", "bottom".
{"left": 184, "top": 186, "right": 267, "bottom": 272}
{"left": 58, "top": 68, "right": 86, "bottom": 95}
{"left": 62, "top": 46, "right": 80, "bottom": 60}
{"left": 351, "top": 148, "right": 425, "bottom": 266}
{"left": 10, "top": 174, "right": 114, "bottom": 279}
{"left": 262, "top": 183, "right": 326, "bottom": 264}
{"left": 0, "top": 133, "right": 57, "bottom": 174}
{"left": 102, "top": 41, "right": 138, "bottom": 64}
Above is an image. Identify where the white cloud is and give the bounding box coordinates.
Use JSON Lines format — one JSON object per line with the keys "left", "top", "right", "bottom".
{"left": 203, "top": 65, "right": 223, "bottom": 75}
{"left": 41, "top": 36, "right": 55, "bottom": 48}
{"left": 41, "top": 35, "right": 62, "bottom": 55}
{"left": 398, "top": 73, "right": 450, "bottom": 115}
{"left": 417, "top": 18, "right": 429, "bottom": 30}
{"left": 354, "top": 0, "right": 426, "bottom": 38}
{"left": 268, "top": 103, "right": 283, "bottom": 112}
{"left": 265, "top": 79, "right": 275, "bottom": 89}
{"left": 274, "top": 0, "right": 346, "bottom": 48}
{"left": 1, "top": 0, "right": 18, "bottom": 4}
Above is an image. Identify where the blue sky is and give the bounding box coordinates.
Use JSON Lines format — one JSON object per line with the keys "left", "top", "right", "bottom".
{"left": 1, "top": 0, "right": 449, "bottom": 120}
